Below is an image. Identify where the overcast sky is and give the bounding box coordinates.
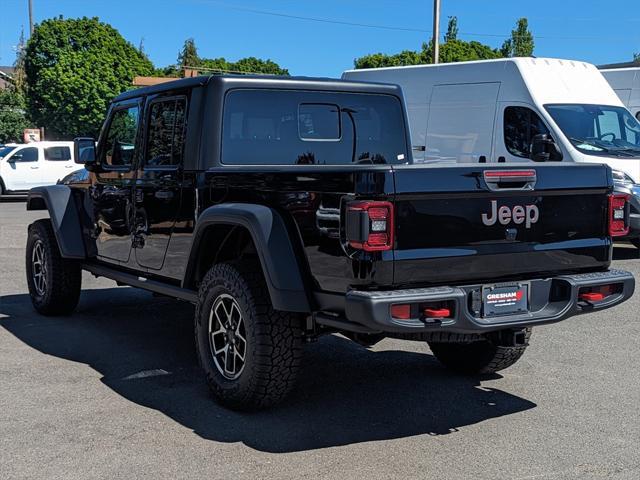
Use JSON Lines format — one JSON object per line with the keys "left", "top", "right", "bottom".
{"left": 0, "top": 0, "right": 637, "bottom": 76}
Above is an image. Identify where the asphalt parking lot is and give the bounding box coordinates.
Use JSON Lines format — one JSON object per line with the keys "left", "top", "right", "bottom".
{"left": 1, "top": 200, "right": 639, "bottom": 480}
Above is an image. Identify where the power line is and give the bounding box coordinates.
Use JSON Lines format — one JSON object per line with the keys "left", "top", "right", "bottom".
{"left": 195, "top": 0, "right": 636, "bottom": 42}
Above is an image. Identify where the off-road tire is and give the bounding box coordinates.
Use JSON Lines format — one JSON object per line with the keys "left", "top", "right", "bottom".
{"left": 428, "top": 328, "right": 532, "bottom": 375}
{"left": 195, "top": 261, "right": 304, "bottom": 410}
{"left": 26, "top": 219, "right": 81, "bottom": 315}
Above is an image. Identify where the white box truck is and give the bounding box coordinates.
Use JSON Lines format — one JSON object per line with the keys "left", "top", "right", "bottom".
{"left": 601, "top": 66, "right": 640, "bottom": 120}
{"left": 343, "top": 57, "right": 640, "bottom": 246}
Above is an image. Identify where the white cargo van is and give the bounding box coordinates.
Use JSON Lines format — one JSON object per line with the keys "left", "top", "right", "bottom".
{"left": 343, "top": 57, "right": 640, "bottom": 245}
{"left": 343, "top": 58, "right": 640, "bottom": 174}
{"left": 601, "top": 66, "right": 640, "bottom": 120}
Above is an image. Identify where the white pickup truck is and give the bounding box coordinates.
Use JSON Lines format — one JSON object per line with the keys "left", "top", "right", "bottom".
{"left": 0, "top": 141, "right": 77, "bottom": 196}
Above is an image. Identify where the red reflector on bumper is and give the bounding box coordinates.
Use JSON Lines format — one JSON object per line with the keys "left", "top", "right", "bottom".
{"left": 390, "top": 304, "right": 411, "bottom": 320}
{"left": 579, "top": 292, "right": 605, "bottom": 302}
{"left": 424, "top": 308, "right": 451, "bottom": 318}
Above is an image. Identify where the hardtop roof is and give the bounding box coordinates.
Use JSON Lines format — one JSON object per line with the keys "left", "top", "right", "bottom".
{"left": 113, "top": 74, "right": 403, "bottom": 103}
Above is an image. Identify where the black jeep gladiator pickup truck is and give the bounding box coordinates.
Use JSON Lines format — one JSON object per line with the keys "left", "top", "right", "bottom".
{"left": 25, "top": 75, "right": 635, "bottom": 410}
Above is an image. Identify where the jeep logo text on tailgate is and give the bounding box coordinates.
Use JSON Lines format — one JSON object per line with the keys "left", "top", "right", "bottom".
{"left": 481, "top": 200, "right": 539, "bottom": 228}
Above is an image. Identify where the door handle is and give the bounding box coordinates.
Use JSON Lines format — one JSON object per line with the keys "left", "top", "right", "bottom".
{"left": 154, "top": 190, "right": 174, "bottom": 200}
{"left": 65, "top": 165, "right": 74, "bottom": 168}
{"left": 30, "top": 166, "right": 39, "bottom": 169}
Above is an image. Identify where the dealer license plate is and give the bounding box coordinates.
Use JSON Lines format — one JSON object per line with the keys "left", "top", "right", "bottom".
{"left": 482, "top": 283, "right": 529, "bottom": 318}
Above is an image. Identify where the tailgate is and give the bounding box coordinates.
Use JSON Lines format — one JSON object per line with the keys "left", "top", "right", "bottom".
{"left": 392, "top": 163, "right": 613, "bottom": 287}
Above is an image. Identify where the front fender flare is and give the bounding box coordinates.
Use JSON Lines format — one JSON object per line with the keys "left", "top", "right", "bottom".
{"left": 184, "top": 203, "right": 311, "bottom": 313}
{"left": 26, "top": 185, "right": 86, "bottom": 259}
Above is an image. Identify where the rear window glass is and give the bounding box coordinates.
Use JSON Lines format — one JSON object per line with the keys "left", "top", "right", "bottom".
{"left": 222, "top": 89, "right": 407, "bottom": 165}
{"left": 44, "top": 146, "right": 71, "bottom": 161}
{"left": 298, "top": 104, "right": 341, "bottom": 140}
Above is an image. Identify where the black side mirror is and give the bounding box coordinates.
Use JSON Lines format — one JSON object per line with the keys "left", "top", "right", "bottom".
{"left": 530, "top": 134, "right": 563, "bottom": 162}
{"left": 74, "top": 137, "right": 97, "bottom": 170}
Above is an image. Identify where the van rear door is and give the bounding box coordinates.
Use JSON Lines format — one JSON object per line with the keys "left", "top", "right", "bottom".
{"left": 425, "top": 83, "right": 500, "bottom": 163}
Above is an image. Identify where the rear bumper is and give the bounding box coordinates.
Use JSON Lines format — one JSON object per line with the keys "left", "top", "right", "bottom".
{"left": 344, "top": 269, "right": 635, "bottom": 334}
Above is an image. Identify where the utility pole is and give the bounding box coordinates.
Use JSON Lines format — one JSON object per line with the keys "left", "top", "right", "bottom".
{"left": 432, "top": 0, "right": 440, "bottom": 64}
{"left": 28, "top": 0, "right": 34, "bottom": 36}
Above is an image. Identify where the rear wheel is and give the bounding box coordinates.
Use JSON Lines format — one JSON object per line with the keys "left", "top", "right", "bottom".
{"left": 428, "top": 328, "right": 531, "bottom": 374}
{"left": 195, "top": 261, "right": 304, "bottom": 410}
{"left": 26, "top": 219, "right": 81, "bottom": 315}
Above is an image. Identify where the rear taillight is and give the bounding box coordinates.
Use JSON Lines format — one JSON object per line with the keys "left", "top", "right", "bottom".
{"left": 346, "top": 200, "right": 394, "bottom": 251}
{"left": 608, "top": 193, "right": 630, "bottom": 237}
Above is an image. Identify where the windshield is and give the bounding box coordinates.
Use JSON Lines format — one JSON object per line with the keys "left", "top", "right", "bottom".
{"left": 0, "top": 146, "right": 17, "bottom": 158}
{"left": 545, "top": 104, "right": 640, "bottom": 157}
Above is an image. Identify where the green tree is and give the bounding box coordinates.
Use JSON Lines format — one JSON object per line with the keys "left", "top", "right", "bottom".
{"left": 501, "top": 18, "right": 534, "bottom": 57}
{"left": 13, "top": 27, "right": 27, "bottom": 93}
{"left": 24, "top": 16, "right": 153, "bottom": 139}
{"left": 163, "top": 38, "right": 289, "bottom": 76}
{"left": 444, "top": 16, "right": 459, "bottom": 43}
{"left": 634, "top": 52, "right": 640, "bottom": 63}
{"left": 0, "top": 87, "right": 30, "bottom": 143}
{"left": 438, "top": 39, "right": 503, "bottom": 63}
{"left": 354, "top": 49, "right": 424, "bottom": 69}
{"left": 355, "top": 37, "right": 502, "bottom": 69}
{"left": 228, "top": 57, "right": 289, "bottom": 75}
{"left": 178, "top": 38, "right": 199, "bottom": 68}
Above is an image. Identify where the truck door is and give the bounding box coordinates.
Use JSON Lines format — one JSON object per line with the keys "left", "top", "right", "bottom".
{"left": 91, "top": 101, "right": 141, "bottom": 264}
{"left": 495, "top": 102, "right": 554, "bottom": 163}
{"left": 425, "top": 83, "right": 500, "bottom": 163}
{"left": 3, "top": 146, "right": 42, "bottom": 190}
{"left": 133, "top": 95, "right": 187, "bottom": 271}
{"left": 42, "top": 144, "right": 76, "bottom": 184}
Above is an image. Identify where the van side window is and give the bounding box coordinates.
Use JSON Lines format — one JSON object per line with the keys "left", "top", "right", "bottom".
{"left": 44, "top": 146, "right": 71, "bottom": 161}
{"left": 145, "top": 97, "right": 187, "bottom": 167}
{"left": 103, "top": 105, "right": 140, "bottom": 167}
{"left": 222, "top": 89, "right": 407, "bottom": 165}
{"left": 504, "top": 107, "right": 550, "bottom": 158}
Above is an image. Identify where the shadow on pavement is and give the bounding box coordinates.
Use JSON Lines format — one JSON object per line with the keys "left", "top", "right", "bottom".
{"left": 0, "top": 288, "right": 536, "bottom": 453}
{"left": 613, "top": 245, "right": 639, "bottom": 260}
{"left": 0, "top": 197, "right": 27, "bottom": 203}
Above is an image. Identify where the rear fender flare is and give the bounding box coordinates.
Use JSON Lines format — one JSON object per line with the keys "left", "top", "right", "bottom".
{"left": 184, "top": 203, "right": 311, "bottom": 313}
{"left": 26, "top": 185, "right": 86, "bottom": 259}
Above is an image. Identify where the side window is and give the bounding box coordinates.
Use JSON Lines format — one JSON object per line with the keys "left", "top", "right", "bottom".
{"left": 145, "top": 97, "right": 187, "bottom": 167}
{"left": 102, "top": 105, "right": 140, "bottom": 167}
{"left": 13, "top": 147, "right": 39, "bottom": 162}
{"left": 504, "top": 106, "right": 550, "bottom": 158}
{"left": 624, "top": 113, "right": 640, "bottom": 145}
{"left": 598, "top": 110, "right": 622, "bottom": 139}
{"left": 44, "top": 146, "right": 71, "bottom": 161}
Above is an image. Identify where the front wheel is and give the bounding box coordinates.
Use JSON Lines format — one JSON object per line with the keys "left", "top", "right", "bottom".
{"left": 195, "top": 262, "right": 304, "bottom": 410}
{"left": 26, "top": 219, "right": 81, "bottom": 315}
{"left": 428, "top": 328, "right": 531, "bottom": 375}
